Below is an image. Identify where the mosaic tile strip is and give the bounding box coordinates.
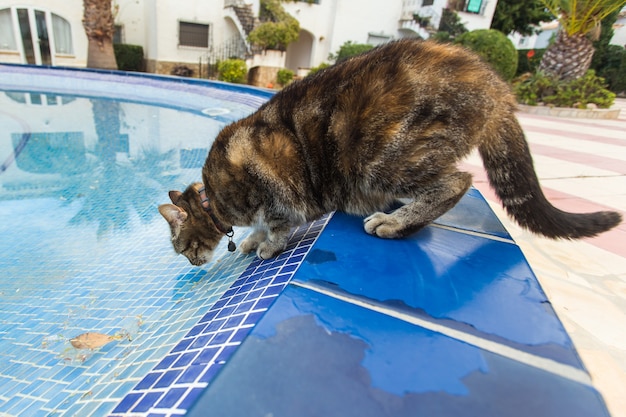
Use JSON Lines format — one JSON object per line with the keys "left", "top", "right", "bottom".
{"left": 109, "top": 214, "right": 332, "bottom": 417}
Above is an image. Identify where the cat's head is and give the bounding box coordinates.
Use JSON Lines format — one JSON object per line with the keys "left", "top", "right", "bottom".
{"left": 158, "top": 183, "right": 223, "bottom": 266}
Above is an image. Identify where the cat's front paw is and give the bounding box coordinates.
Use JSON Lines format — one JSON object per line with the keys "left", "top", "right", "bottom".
{"left": 256, "top": 241, "right": 286, "bottom": 260}
{"left": 239, "top": 230, "right": 267, "bottom": 254}
{"left": 363, "top": 212, "right": 402, "bottom": 238}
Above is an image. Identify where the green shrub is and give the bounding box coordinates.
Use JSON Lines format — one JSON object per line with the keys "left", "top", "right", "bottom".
{"left": 514, "top": 70, "right": 616, "bottom": 109}
{"left": 516, "top": 49, "right": 545, "bottom": 77}
{"left": 433, "top": 8, "right": 467, "bottom": 42}
{"left": 113, "top": 44, "right": 144, "bottom": 72}
{"left": 455, "top": 29, "right": 518, "bottom": 81}
{"left": 276, "top": 68, "right": 294, "bottom": 86}
{"left": 217, "top": 59, "right": 248, "bottom": 84}
{"left": 308, "top": 62, "right": 330, "bottom": 76}
{"left": 329, "top": 41, "right": 374, "bottom": 63}
{"left": 595, "top": 45, "right": 626, "bottom": 96}
{"left": 248, "top": 0, "right": 299, "bottom": 51}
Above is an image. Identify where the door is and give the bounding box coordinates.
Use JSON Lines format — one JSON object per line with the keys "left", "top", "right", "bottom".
{"left": 16, "top": 8, "right": 52, "bottom": 65}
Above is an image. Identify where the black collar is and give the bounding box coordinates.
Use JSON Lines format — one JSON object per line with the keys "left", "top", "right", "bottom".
{"left": 198, "top": 186, "right": 236, "bottom": 252}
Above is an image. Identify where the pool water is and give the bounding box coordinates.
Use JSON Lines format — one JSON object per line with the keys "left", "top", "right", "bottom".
{"left": 0, "top": 65, "right": 612, "bottom": 417}
{"left": 0, "top": 66, "right": 321, "bottom": 416}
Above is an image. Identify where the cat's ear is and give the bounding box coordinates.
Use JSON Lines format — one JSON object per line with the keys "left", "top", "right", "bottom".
{"left": 168, "top": 190, "right": 183, "bottom": 204}
{"left": 158, "top": 203, "right": 188, "bottom": 227}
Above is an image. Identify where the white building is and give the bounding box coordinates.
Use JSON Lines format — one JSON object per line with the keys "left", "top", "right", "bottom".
{"left": 0, "top": 0, "right": 498, "bottom": 75}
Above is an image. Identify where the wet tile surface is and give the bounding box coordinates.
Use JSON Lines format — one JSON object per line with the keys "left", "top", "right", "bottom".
{"left": 295, "top": 212, "right": 582, "bottom": 367}
{"left": 189, "top": 285, "right": 608, "bottom": 417}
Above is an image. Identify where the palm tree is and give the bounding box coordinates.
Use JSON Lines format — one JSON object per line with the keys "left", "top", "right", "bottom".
{"left": 538, "top": 0, "right": 626, "bottom": 81}
{"left": 83, "top": 0, "right": 118, "bottom": 69}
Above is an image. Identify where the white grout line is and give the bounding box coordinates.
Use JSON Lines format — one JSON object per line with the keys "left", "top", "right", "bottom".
{"left": 291, "top": 280, "right": 594, "bottom": 388}
{"left": 430, "top": 223, "right": 516, "bottom": 245}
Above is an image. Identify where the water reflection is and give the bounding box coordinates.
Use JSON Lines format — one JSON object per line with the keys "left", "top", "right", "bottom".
{"left": 0, "top": 89, "right": 227, "bottom": 236}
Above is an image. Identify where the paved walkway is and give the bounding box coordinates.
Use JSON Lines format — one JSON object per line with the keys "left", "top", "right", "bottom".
{"left": 463, "top": 99, "right": 626, "bottom": 417}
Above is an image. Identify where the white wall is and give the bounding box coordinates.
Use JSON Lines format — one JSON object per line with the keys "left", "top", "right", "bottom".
{"left": 0, "top": 0, "right": 87, "bottom": 66}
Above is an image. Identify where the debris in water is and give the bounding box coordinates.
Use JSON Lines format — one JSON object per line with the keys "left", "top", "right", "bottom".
{"left": 69, "top": 332, "right": 124, "bottom": 349}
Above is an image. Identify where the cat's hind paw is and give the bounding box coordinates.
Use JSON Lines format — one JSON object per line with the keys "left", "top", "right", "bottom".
{"left": 363, "top": 212, "right": 403, "bottom": 238}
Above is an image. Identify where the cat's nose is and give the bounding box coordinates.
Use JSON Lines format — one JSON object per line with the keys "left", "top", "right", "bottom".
{"left": 189, "top": 257, "right": 206, "bottom": 266}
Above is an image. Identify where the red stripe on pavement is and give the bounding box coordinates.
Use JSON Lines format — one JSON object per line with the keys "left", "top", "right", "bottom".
{"left": 522, "top": 124, "right": 626, "bottom": 148}
{"left": 461, "top": 162, "right": 626, "bottom": 258}
{"left": 517, "top": 113, "right": 626, "bottom": 136}
{"left": 527, "top": 143, "right": 626, "bottom": 175}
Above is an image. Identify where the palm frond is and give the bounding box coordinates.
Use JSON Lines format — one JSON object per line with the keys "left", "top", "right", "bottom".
{"left": 540, "top": 0, "right": 626, "bottom": 36}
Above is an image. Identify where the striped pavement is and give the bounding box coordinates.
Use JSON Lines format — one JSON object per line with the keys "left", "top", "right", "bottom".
{"left": 462, "top": 100, "right": 626, "bottom": 417}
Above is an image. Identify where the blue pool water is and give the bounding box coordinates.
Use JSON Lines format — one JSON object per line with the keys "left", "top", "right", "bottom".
{"left": 0, "top": 65, "right": 611, "bottom": 417}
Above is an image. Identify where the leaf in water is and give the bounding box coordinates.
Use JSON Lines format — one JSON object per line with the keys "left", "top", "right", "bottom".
{"left": 70, "top": 332, "right": 115, "bottom": 349}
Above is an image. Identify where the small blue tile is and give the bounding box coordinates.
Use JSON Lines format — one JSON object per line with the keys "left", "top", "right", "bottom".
{"left": 186, "top": 323, "right": 207, "bottom": 337}
{"left": 155, "top": 387, "right": 188, "bottom": 408}
{"left": 177, "top": 364, "right": 205, "bottom": 384}
{"left": 131, "top": 391, "right": 164, "bottom": 412}
{"left": 231, "top": 327, "right": 253, "bottom": 343}
{"left": 173, "top": 351, "right": 199, "bottom": 368}
{"left": 154, "top": 369, "right": 182, "bottom": 389}
{"left": 222, "top": 315, "right": 245, "bottom": 330}
{"left": 135, "top": 372, "right": 162, "bottom": 390}
{"left": 254, "top": 277, "right": 273, "bottom": 289}
{"left": 225, "top": 294, "right": 246, "bottom": 307}
{"left": 254, "top": 297, "right": 276, "bottom": 310}
{"left": 236, "top": 283, "right": 256, "bottom": 294}
{"left": 199, "top": 363, "right": 224, "bottom": 383}
{"left": 198, "top": 310, "right": 218, "bottom": 324}
{"left": 210, "top": 299, "right": 228, "bottom": 311}
{"left": 190, "top": 334, "right": 213, "bottom": 350}
{"left": 205, "top": 318, "right": 226, "bottom": 332}
{"left": 215, "top": 305, "right": 236, "bottom": 319}
{"left": 112, "top": 392, "right": 143, "bottom": 413}
{"left": 154, "top": 354, "right": 179, "bottom": 370}
{"left": 211, "top": 330, "right": 234, "bottom": 345}
{"left": 192, "top": 347, "right": 220, "bottom": 365}
{"left": 179, "top": 387, "right": 205, "bottom": 410}
{"left": 234, "top": 300, "right": 256, "bottom": 314}
{"left": 262, "top": 284, "right": 285, "bottom": 297}
{"left": 244, "top": 288, "right": 265, "bottom": 301}
{"left": 244, "top": 311, "right": 265, "bottom": 325}
{"left": 279, "top": 263, "right": 299, "bottom": 274}
{"left": 215, "top": 345, "right": 239, "bottom": 363}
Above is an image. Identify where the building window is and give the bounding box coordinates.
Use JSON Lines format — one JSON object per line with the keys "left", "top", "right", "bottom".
{"left": 114, "top": 24, "right": 123, "bottom": 44}
{"left": 0, "top": 8, "right": 17, "bottom": 50}
{"left": 449, "top": 0, "right": 484, "bottom": 14}
{"left": 52, "top": 13, "right": 73, "bottom": 54}
{"left": 422, "top": 0, "right": 434, "bottom": 6}
{"left": 179, "top": 21, "right": 209, "bottom": 48}
{"left": 0, "top": 8, "right": 74, "bottom": 58}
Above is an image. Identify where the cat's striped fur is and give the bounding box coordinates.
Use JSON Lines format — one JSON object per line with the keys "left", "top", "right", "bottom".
{"left": 159, "top": 39, "right": 621, "bottom": 265}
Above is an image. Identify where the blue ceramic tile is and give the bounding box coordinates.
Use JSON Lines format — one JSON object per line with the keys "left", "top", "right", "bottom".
{"left": 434, "top": 187, "right": 511, "bottom": 238}
{"left": 131, "top": 391, "right": 165, "bottom": 412}
{"left": 154, "top": 369, "right": 182, "bottom": 389}
{"left": 294, "top": 212, "right": 582, "bottom": 368}
{"left": 177, "top": 364, "right": 205, "bottom": 384}
{"left": 155, "top": 387, "right": 188, "bottom": 408}
{"left": 187, "top": 285, "right": 609, "bottom": 417}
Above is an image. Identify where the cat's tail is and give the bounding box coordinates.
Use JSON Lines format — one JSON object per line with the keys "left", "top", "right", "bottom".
{"left": 478, "top": 116, "right": 622, "bottom": 239}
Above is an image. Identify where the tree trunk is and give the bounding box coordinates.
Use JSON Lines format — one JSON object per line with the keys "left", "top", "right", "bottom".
{"left": 83, "top": 0, "right": 118, "bottom": 70}
{"left": 87, "top": 38, "right": 117, "bottom": 69}
{"left": 538, "top": 30, "right": 595, "bottom": 81}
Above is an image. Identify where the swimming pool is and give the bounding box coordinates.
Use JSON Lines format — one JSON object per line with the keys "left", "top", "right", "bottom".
{"left": 0, "top": 65, "right": 611, "bottom": 417}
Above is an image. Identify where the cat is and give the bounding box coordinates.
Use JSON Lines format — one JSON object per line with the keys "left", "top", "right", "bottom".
{"left": 159, "top": 39, "right": 622, "bottom": 266}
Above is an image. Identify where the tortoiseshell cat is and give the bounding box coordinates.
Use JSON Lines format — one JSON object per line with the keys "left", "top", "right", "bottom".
{"left": 159, "top": 39, "right": 622, "bottom": 265}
